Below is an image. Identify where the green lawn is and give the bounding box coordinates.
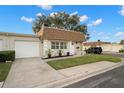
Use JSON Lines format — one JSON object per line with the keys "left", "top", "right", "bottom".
{"left": 47, "top": 54, "right": 121, "bottom": 70}
{"left": 0, "top": 62, "right": 12, "bottom": 82}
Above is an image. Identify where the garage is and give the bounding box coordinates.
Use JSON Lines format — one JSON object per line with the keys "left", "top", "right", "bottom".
{"left": 15, "top": 41, "right": 40, "bottom": 58}
{"left": 0, "top": 39, "right": 3, "bottom": 51}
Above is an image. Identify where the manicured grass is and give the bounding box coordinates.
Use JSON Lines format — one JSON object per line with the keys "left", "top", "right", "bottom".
{"left": 0, "top": 62, "right": 12, "bottom": 82}
{"left": 47, "top": 54, "right": 121, "bottom": 70}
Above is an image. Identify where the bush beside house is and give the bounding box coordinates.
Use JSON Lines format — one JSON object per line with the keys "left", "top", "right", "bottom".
{"left": 0, "top": 50, "right": 15, "bottom": 62}
{"left": 119, "top": 46, "right": 124, "bottom": 53}
{"left": 119, "top": 49, "right": 124, "bottom": 53}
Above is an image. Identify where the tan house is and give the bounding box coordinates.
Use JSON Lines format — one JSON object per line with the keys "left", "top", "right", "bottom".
{"left": 82, "top": 41, "right": 123, "bottom": 52}
{"left": 37, "top": 27, "right": 85, "bottom": 58}
{"left": 82, "top": 41, "right": 110, "bottom": 50}
{"left": 0, "top": 27, "right": 85, "bottom": 58}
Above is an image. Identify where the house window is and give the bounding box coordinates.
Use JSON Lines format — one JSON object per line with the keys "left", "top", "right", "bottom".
{"left": 60, "top": 42, "right": 64, "bottom": 49}
{"left": 63, "top": 42, "right": 67, "bottom": 49}
{"left": 51, "top": 42, "right": 67, "bottom": 49}
{"left": 51, "top": 42, "right": 59, "bottom": 49}
{"left": 60, "top": 42, "right": 67, "bottom": 49}
{"left": 51, "top": 42, "right": 55, "bottom": 49}
{"left": 56, "top": 42, "right": 59, "bottom": 49}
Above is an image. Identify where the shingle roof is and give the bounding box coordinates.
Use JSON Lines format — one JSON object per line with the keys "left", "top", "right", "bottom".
{"left": 120, "top": 40, "right": 124, "bottom": 44}
{"left": 83, "top": 41, "right": 111, "bottom": 46}
{"left": 37, "top": 27, "right": 85, "bottom": 42}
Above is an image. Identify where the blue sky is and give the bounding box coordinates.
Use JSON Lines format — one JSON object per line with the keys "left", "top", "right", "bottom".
{"left": 0, "top": 5, "right": 124, "bottom": 42}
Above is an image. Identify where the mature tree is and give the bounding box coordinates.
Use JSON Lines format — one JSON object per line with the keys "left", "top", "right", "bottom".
{"left": 32, "top": 12, "right": 89, "bottom": 40}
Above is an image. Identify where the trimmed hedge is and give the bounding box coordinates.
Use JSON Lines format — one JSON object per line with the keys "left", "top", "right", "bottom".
{"left": 0, "top": 50, "right": 15, "bottom": 63}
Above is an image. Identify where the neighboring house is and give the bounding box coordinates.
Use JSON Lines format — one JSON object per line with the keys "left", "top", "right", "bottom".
{"left": 0, "top": 32, "right": 42, "bottom": 58}
{"left": 82, "top": 41, "right": 123, "bottom": 52}
{"left": 120, "top": 40, "right": 124, "bottom": 45}
{"left": 37, "top": 26, "right": 85, "bottom": 58}
{"left": 102, "top": 43, "right": 123, "bottom": 52}
{"left": 82, "top": 41, "right": 110, "bottom": 50}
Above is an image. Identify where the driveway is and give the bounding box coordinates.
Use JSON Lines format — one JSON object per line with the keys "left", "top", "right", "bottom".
{"left": 3, "top": 58, "right": 64, "bottom": 88}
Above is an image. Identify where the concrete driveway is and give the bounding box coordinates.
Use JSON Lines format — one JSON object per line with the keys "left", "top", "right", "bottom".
{"left": 3, "top": 58, "right": 64, "bottom": 88}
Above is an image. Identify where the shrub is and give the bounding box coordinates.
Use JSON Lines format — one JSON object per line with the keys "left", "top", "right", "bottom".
{"left": 0, "top": 50, "right": 15, "bottom": 63}
{"left": 119, "top": 49, "right": 124, "bottom": 53}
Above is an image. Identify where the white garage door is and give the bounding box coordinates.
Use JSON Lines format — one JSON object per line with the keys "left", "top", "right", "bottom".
{"left": 15, "top": 41, "right": 40, "bottom": 58}
{"left": 0, "top": 40, "right": 3, "bottom": 51}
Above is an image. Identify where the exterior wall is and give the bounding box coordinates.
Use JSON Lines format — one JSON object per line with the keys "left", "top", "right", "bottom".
{"left": 82, "top": 45, "right": 91, "bottom": 50}
{"left": 101, "top": 44, "right": 123, "bottom": 52}
{"left": 68, "top": 41, "right": 75, "bottom": 55}
{"left": 42, "top": 40, "right": 51, "bottom": 58}
{"left": 67, "top": 41, "right": 82, "bottom": 55}
{"left": 0, "top": 39, "right": 3, "bottom": 51}
{"left": 74, "top": 42, "right": 83, "bottom": 55}
{"left": 42, "top": 40, "right": 83, "bottom": 58}
{"left": 42, "top": 40, "right": 71, "bottom": 58}
{"left": 0, "top": 35, "right": 42, "bottom": 57}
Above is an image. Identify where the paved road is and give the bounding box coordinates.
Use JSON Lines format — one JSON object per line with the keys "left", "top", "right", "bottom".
{"left": 65, "top": 53, "right": 124, "bottom": 88}
{"left": 65, "top": 65, "right": 124, "bottom": 88}
{"left": 103, "top": 52, "right": 124, "bottom": 58}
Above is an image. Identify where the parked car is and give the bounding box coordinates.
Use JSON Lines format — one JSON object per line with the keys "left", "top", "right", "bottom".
{"left": 85, "top": 47, "right": 103, "bottom": 54}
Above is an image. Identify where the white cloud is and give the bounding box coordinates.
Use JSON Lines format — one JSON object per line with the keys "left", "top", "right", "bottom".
{"left": 118, "top": 5, "right": 124, "bottom": 16}
{"left": 90, "top": 30, "right": 111, "bottom": 40}
{"left": 104, "top": 36, "right": 110, "bottom": 39}
{"left": 91, "top": 30, "right": 97, "bottom": 35}
{"left": 115, "top": 31, "right": 124, "bottom": 37}
{"left": 91, "top": 30, "right": 103, "bottom": 36}
{"left": 38, "top": 5, "right": 52, "bottom": 10}
{"left": 92, "top": 18, "right": 102, "bottom": 26}
{"left": 88, "top": 18, "right": 102, "bottom": 26}
{"left": 97, "top": 32, "right": 104, "bottom": 36}
{"left": 50, "top": 12, "right": 55, "bottom": 17}
{"left": 21, "top": 16, "right": 34, "bottom": 23}
{"left": 50, "top": 12, "right": 58, "bottom": 17}
{"left": 70, "top": 11, "right": 78, "bottom": 16}
{"left": 80, "top": 15, "right": 88, "bottom": 22}
{"left": 36, "top": 13, "right": 43, "bottom": 16}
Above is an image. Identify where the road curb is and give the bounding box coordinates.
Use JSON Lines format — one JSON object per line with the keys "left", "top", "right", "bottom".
{"left": 36, "top": 61, "right": 124, "bottom": 88}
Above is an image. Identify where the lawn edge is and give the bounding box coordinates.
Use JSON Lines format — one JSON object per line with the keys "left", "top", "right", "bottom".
{"left": 36, "top": 60, "right": 124, "bottom": 88}
{"left": 0, "top": 62, "right": 13, "bottom": 88}
{"left": 47, "top": 54, "right": 121, "bottom": 70}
